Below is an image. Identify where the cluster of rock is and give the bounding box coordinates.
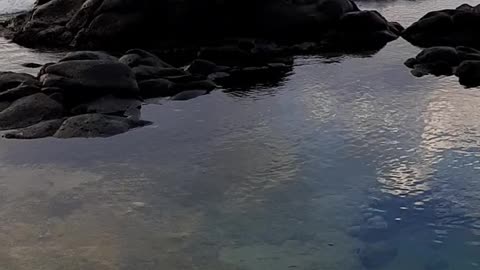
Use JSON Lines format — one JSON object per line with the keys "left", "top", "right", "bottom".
{"left": 403, "top": 3, "right": 480, "bottom": 48}
{"left": 0, "top": 42, "right": 300, "bottom": 139}
{"left": 405, "top": 46, "right": 480, "bottom": 87}
{"left": 402, "top": 3, "right": 480, "bottom": 87}
{"left": 4, "top": 0, "right": 402, "bottom": 51}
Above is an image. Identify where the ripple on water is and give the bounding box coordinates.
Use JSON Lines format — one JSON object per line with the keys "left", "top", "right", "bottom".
{"left": 0, "top": 0, "right": 479, "bottom": 268}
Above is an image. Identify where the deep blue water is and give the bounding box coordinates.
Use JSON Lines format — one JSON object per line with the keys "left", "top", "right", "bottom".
{"left": 0, "top": 0, "right": 479, "bottom": 269}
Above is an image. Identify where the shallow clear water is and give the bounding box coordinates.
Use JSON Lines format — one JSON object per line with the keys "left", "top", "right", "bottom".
{"left": 0, "top": 0, "right": 479, "bottom": 269}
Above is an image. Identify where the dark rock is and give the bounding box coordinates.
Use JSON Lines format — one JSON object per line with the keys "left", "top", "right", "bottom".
{"left": 324, "top": 10, "right": 402, "bottom": 50}
{"left": 59, "top": 51, "right": 118, "bottom": 62}
{"left": 120, "top": 49, "right": 173, "bottom": 69}
{"left": 4, "top": 118, "right": 65, "bottom": 139}
{"left": 138, "top": 78, "right": 174, "bottom": 98}
{"left": 163, "top": 74, "right": 203, "bottom": 84}
{"left": 455, "top": 60, "right": 480, "bottom": 87}
{"left": 171, "top": 90, "right": 208, "bottom": 101}
{"left": 54, "top": 113, "right": 151, "bottom": 138}
{"left": 403, "top": 5, "right": 480, "bottom": 48}
{"left": 404, "top": 58, "right": 418, "bottom": 69}
{"left": 186, "top": 59, "right": 219, "bottom": 76}
{"left": 456, "top": 46, "right": 480, "bottom": 61}
{"left": 173, "top": 80, "right": 217, "bottom": 92}
{"left": 48, "top": 92, "right": 65, "bottom": 103}
{"left": 416, "top": 46, "right": 460, "bottom": 65}
{"left": 0, "top": 93, "right": 64, "bottom": 130}
{"left": 208, "top": 72, "right": 231, "bottom": 83}
{"left": 41, "top": 59, "right": 138, "bottom": 102}
{"left": 404, "top": 46, "right": 466, "bottom": 77}
{"left": 358, "top": 242, "right": 398, "bottom": 269}
{"left": 132, "top": 66, "right": 187, "bottom": 81}
{"left": 70, "top": 95, "right": 141, "bottom": 116}
{"left": 198, "top": 46, "right": 251, "bottom": 66}
{"left": 21, "top": 62, "right": 43, "bottom": 68}
{"left": 37, "top": 62, "right": 55, "bottom": 78}
{"left": 0, "top": 72, "right": 39, "bottom": 92}
{"left": 0, "top": 83, "right": 40, "bottom": 101}
{"left": 10, "top": 0, "right": 361, "bottom": 49}
{"left": 0, "top": 102, "right": 11, "bottom": 112}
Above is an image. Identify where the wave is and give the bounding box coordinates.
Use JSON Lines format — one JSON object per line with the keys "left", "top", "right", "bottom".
{"left": 0, "top": 0, "right": 34, "bottom": 15}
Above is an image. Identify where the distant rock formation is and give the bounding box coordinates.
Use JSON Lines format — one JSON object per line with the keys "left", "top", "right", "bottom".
{"left": 5, "top": 0, "right": 402, "bottom": 50}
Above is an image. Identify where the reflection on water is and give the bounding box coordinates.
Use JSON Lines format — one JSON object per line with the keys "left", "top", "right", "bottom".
{"left": 0, "top": 37, "right": 64, "bottom": 74}
{"left": 0, "top": 0, "right": 479, "bottom": 269}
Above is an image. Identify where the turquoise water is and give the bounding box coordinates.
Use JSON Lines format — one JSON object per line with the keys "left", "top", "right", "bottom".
{"left": 0, "top": 0, "right": 479, "bottom": 269}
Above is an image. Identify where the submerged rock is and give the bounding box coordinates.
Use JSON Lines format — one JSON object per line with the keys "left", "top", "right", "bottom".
{"left": 54, "top": 113, "right": 151, "bottom": 138}
{"left": 358, "top": 242, "right": 398, "bottom": 269}
{"left": 425, "top": 259, "right": 450, "bottom": 270}
{"left": 4, "top": 118, "right": 65, "bottom": 139}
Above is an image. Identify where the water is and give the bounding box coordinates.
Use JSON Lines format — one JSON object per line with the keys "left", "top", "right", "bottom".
{"left": 0, "top": 0, "right": 479, "bottom": 269}
{"left": 0, "top": 0, "right": 33, "bottom": 14}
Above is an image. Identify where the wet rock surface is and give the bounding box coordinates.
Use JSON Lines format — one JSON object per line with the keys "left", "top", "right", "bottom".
{"left": 0, "top": 44, "right": 297, "bottom": 139}
{"left": 53, "top": 113, "right": 151, "bottom": 138}
{"left": 323, "top": 10, "right": 404, "bottom": 50}
{"left": 7, "top": 0, "right": 400, "bottom": 52}
{"left": 403, "top": 3, "right": 480, "bottom": 48}
{"left": 0, "top": 93, "right": 64, "bottom": 130}
{"left": 405, "top": 46, "right": 480, "bottom": 87}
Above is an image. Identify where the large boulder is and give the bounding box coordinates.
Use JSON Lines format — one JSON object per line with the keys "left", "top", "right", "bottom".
{"left": 403, "top": 4, "right": 480, "bottom": 48}
{"left": 4, "top": 118, "right": 66, "bottom": 139}
{"left": 323, "top": 10, "right": 403, "bottom": 50}
{"left": 53, "top": 113, "right": 151, "bottom": 138}
{"left": 404, "top": 46, "right": 461, "bottom": 76}
{"left": 10, "top": 0, "right": 364, "bottom": 49}
{"left": 0, "top": 93, "right": 64, "bottom": 130}
{"left": 455, "top": 60, "right": 480, "bottom": 87}
{"left": 0, "top": 72, "right": 39, "bottom": 92}
{"left": 404, "top": 46, "right": 480, "bottom": 86}
{"left": 40, "top": 58, "right": 139, "bottom": 103}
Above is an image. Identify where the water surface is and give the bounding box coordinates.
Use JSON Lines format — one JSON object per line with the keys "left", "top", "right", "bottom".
{"left": 0, "top": 0, "right": 479, "bottom": 269}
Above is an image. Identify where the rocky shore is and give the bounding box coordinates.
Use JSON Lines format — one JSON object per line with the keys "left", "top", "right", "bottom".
{"left": 0, "top": 0, "right": 408, "bottom": 139}
{"left": 1, "top": 1, "right": 480, "bottom": 139}
{"left": 5, "top": 0, "right": 402, "bottom": 50}
{"left": 402, "top": 3, "right": 480, "bottom": 87}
